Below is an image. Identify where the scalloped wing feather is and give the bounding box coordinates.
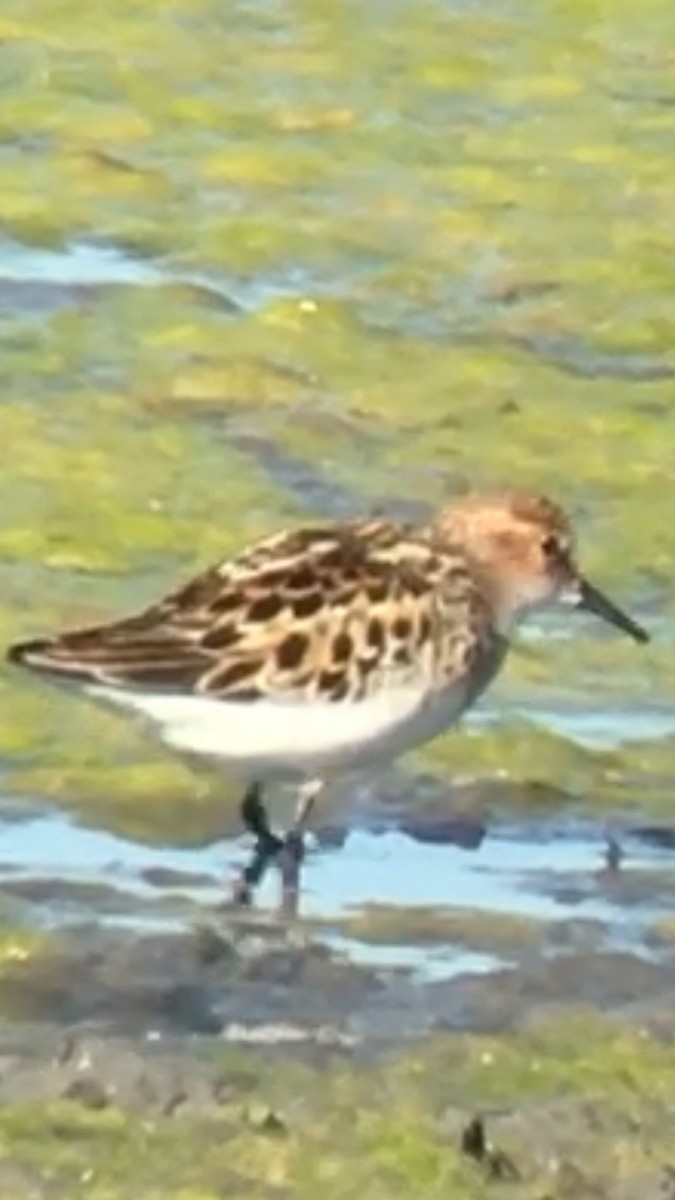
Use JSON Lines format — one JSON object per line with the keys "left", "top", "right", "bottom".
{"left": 8, "top": 519, "right": 491, "bottom": 704}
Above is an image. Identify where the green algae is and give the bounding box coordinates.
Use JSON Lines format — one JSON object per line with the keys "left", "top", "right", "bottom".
{"left": 0, "top": 1013, "right": 673, "bottom": 1198}
{"left": 0, "top": 0, "right": 672, "bottom": 839}
{"left": 338, "top": 902, "right": 547, "bottom": 956}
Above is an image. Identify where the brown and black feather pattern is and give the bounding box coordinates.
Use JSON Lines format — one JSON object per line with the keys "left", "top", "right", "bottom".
{"left": 7, "top": 518, "right": 491, "bottom": 705}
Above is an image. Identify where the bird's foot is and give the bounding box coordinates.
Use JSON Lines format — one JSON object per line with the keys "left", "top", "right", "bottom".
{"left": 230, "top": 781, "right": 317, "bottom": 914}
{"left": 231, "top": 828, "right": 284, "bottom": 906}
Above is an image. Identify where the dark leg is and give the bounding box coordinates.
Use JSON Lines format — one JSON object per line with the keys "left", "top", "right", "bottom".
{"left": 231, "top": 782, "right": 283, "bottom": 906}
{"left": 278, "top": 780, "right": 323, "bottom": 916}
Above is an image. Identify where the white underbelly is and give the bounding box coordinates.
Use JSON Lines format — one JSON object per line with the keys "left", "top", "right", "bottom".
{"left": 89, "top": 679, "right": 471, "bottom": 780}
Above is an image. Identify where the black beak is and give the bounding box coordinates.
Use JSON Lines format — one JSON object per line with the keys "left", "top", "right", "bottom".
{"left": 576, "top": 576, "right": 649, "bottom": 644}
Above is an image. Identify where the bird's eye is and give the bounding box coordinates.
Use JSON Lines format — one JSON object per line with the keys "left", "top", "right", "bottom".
{"left": 541, "top": 533, "right": 562, "bottom": 559}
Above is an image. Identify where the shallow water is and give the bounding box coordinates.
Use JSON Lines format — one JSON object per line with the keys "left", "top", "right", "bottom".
{"left": 1, "top": 795, "right": 674, "bottom": 985}
{"left": 0, "top": 236, "right": 311, "bottom": 312}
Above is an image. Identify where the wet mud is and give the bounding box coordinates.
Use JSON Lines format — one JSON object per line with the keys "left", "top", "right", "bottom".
{"left": 0, "top": 767, "right": 674, "bottom": 1047}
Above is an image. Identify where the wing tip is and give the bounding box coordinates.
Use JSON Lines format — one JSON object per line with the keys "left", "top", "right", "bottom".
{"left": 6, "top": 636, "right": 90, "bottom": 680}
{"left": 7, "top": 637, "right": 51, "bottom": 668}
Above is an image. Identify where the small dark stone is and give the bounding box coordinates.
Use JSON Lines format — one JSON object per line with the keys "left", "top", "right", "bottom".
{"left": 461, "top": 1115, "right": 486, "bottom": 1162}
{"left": 247, "top": 1103, "right": 287, "bottom": 1137}
{"left": 161, "top": 1089, "right": 188, "bottom": 1117}
{"left": 141, "top": 866, "right": 212, "bottom": 889}
{"left": 62, "top": 1076, "right": 109, "bottom": 1110}
{"left": 634, "top": 825, "right": 675, "bottom": 851}
{"left": 401, "top": 818, "right": 486, "bottom": 850}
{"left": 460, "top": 1115, "right": 520, "bottom": 1182}
{"left": 488, "top": 1148, "right": 521, "bottom": 1182}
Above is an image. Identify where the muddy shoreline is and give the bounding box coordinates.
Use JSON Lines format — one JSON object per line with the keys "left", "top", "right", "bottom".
{"left": 0, "top": 782, "right": 672, "bottom": 1198}
{"left": 0, "top": 914, "right": 673, "bottom": 1199}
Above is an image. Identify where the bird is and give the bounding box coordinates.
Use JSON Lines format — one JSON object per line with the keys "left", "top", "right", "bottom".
{"left": 6, "top": 490, "right": 648, "bottom": 911}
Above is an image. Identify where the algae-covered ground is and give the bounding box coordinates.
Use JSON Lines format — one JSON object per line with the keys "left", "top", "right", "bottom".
{"left": 0, "top": 1003, "right": 674, "bottom": 1200}
{"left": 0, "top": 0, "right": 675, "bottom": 1194}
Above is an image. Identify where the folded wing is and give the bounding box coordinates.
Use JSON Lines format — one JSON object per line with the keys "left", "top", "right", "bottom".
{"left": 7, "top": 519, "right": 483, "bottom": 703}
